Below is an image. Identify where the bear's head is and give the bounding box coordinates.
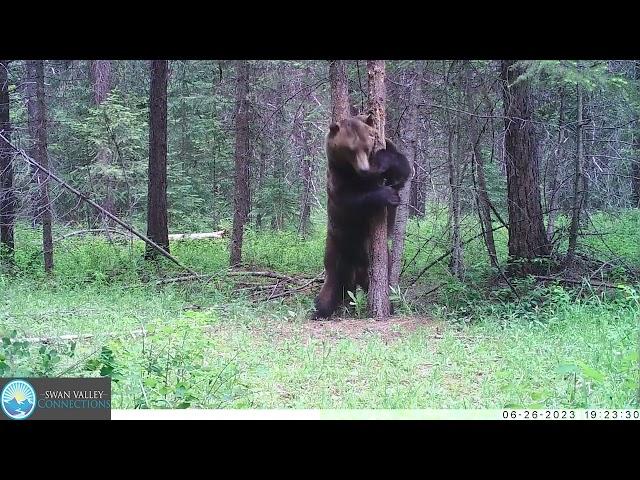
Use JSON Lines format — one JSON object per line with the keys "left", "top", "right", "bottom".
{"left": 326, "top": 113, "right": 376, "bottom": 176}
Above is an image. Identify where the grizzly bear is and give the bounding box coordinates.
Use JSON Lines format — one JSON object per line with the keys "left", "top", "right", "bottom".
{"left": 312, "top": 113, "right": 412, "bottom": 319}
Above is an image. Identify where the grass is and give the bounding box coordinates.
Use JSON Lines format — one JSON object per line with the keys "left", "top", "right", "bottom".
{"left": 1, "top": 209, "right": 638, "bottom": 409}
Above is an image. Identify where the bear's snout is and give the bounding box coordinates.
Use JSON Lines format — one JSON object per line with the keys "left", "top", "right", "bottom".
{"left": 355, "top": 151, "right": 371, "bottom": 174}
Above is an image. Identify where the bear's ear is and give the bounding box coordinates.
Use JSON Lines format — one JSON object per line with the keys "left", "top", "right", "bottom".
{"left": 364, "top": 111, "right": 375, "bottom": 127}
{"left": 328, "top": 122, "right": 340, "bottom": 136}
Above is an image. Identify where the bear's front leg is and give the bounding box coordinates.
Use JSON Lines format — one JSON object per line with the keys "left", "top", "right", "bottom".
{"left": 341, "top": 185, "right": 400, "bottom": 210}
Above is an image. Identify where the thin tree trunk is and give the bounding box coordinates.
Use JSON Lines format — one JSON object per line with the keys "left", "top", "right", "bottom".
{"left": 546, "top": 88, "right": 565, "bottom": 238}
{"left": 271, "top": 63, "right": 287, "bottom": 231}
{"left": 415, "top": 64, "right": 432, "bottom": 218}
{"left": 448, "top": 128, "right": 464, "bottom": 278}
{"left": 0, "top": 60, "right": 15, "bottom": 263}
{"left": 389, "top": 65, "right": 419, "bottom": 288}
{"left": 366, "top": 60, "right": 391, "bottom": 318}
{"left": 145, "top": 60, "right": 170, "bottom": 260}
{"left": 297, "top": 68, "right": 313, "bottom": 237}
{"left": 566, "top": 83, "right": 585, "bottom": 266}
{"left": 444, "top": 62, "right": 463, "bottom": 279}
{"left": 408, "top": 62, "right": 424, "bottom": 218}
{"left": 633, "top": 61, "right": 640, "bottom": 208}
{"left": 255, "top": 138, "right": 267, "bottom": 230}
{"left": 472, "top": 137, "right": 497, "bottom": 268}
{"left": 24, "top": 63, "right": 40, "bottom": 227}
{"left": 298, "top": 142, "right": 312, "bottom": 237}
{"left": 465, "top": 62, "right": 497, "bottom": 268}
{"left": 90, "top": 60, "right": 115, "bottom": 223}
{"left": 500, "top": 60, "right": 549, "bottom": 272}
{"left": 26, "top": 60, "right": 53, "bottom": 273}
{"left": 230, "top": 60, "right": 250, "bottom": 266}
{"left": 634, "top": 139, "right": 640, "bottom": 208}
{"left": 329, "top": 61, "right": 350, "bottom": 123}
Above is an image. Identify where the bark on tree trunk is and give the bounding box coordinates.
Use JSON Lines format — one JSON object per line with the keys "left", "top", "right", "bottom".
{"left": 145, "top": 60, "right": 170, "bottom": 260}
{"left": 90, "top": 60, "right": 112, "bottom": 104}
{"left": 0, "top": 60, "right": 15, "bottom": 263}
{"left": 566, "top": 83, "right": 585, "bottom": 266}
{"left": 329, "top": 61, "right": 350, "bottom": 123}
{"left": 26, "top": 60, "right": 53, "bottom": 273}
{"left": 366, "top": 60, "right": 391, "bottom": 318}
{"left": 230, "top": 60, "right": 250, "bottom": 266}
{"left": 500, "top": 60, "right": 549, "bottom": 272}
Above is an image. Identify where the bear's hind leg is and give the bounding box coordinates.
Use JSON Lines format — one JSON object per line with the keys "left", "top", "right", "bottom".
{"left": 313, "top": 269, "right": 342, "bottom": 319}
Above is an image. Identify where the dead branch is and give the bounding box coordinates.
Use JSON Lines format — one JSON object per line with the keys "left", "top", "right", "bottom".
{"left": 0, "top": 133, "right": 198, "bottom": 276}
{"left": 533, "top": 275, "right": 625, "bottom": 289}
{"left": 54, "top": 228, "right": 133, "bottom": 243}
{"left": 265, "top": 272, "right": 325, "bottom": 300}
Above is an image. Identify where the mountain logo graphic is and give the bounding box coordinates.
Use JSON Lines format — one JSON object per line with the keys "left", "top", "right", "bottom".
{"left": 2, "top": 380, "right": 36, "bottom": 420}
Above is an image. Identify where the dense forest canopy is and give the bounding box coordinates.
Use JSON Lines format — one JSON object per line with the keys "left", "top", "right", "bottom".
{"left": 0, "top": 61, "right": 635, "bottom": 231}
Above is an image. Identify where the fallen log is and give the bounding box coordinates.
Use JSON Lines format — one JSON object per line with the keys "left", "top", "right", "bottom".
{"left": 168, "top": 231, "right": 225, "bottom": 241}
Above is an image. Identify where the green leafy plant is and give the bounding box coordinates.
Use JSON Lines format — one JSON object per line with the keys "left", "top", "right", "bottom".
{"left": 347, "top": 290, "right": 367, "bottom": 317}
{"left": 0, "top": 329, "right": 76, "bottom": 377}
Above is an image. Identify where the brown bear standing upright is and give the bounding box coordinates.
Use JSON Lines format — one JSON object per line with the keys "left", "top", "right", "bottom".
{"left": 312, "top": 113, "right": 412, "bottom": 319}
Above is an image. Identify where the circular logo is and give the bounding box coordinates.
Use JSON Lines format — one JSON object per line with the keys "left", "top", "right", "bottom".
{"left": 2, "top": 380, "right": 36, "bottom": 420}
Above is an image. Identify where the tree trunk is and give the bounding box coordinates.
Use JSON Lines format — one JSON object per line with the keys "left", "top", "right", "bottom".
{"left": 444, "top": 62, "right": 464, "bottom": 279}
{"left": 229, "top": 60, "right": 250, "bottom": 266}
{"left": 389, "top": 64, "right": 419, "bottom": 288}
{"left": 500, "top": 60, "right": 549, "bottom": 272}
{"left": 255, "top": 138, "right": 267, "bottom": 229}
{"left": 546, "top": 88, "right": 565, "bottom": 238}
{"left": 89, "top": 60, "right": 115, "bottom": 223}
{"left": 26, "top": 60, "right": 53, "bottom": 273}
{"left": 465, "top": 62, "right": 497, "bottom": 268}
{"left": 634, "top": 139, "right": 640, "bottom": 208}
{"left": 145, "top": 60, "right": 170, "bottom": 260}
{"left": 633, "top": 62, "right": 640, "bottom": 208}
{"left": 0, "top": 60, "right": 15, "bottom": 263}
{"left": 329, "top": 61, "right": 350, "bottom": 123}
{"left": 366, "top": 60, "right": 391, "bottom": 318}
{"left": 448, "top": 127, "right": 464, "bottom": 278}
{"left": 271, "top": 63, "right": 287, "bottom": 231}
{"left": 408, "top": 63, "right": 425, "bottom": 218}
{"left": 90, "top": 60, "right": 112, "bottom": 104}
{"left": 566, "top": 83, "right": 585, "bottom": 266}
{"left": 471, "top": 135, "right": 497, "bottom": 269}
{"left": 297, "top": 67, "right": 313, "bottom": 237}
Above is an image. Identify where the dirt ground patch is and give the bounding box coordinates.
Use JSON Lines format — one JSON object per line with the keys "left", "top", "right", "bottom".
{"left": 264, "top": 316, "right": 442, "bottom": 343}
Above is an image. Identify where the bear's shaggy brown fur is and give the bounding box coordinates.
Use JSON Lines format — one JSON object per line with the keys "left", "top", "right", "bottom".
{"left": 313, "top": 113, "right": 412, "bottom": 319}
